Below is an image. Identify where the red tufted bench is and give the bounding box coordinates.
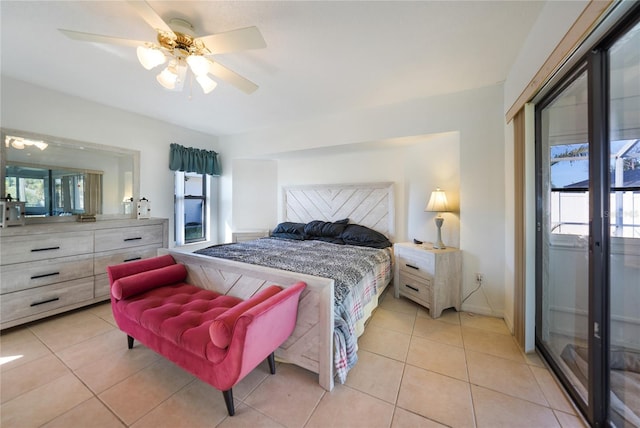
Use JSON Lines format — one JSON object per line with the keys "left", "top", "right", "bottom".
{"left": 107, "top": 254, "right": 306, "bottom": 416}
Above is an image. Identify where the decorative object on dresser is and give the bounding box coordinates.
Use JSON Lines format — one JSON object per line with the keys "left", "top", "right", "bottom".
{"left": 0, "top": 218, "right": 168, "bottom": 329}
{"left": 393, "top": 241, "right": 462, "bottom": 318}
{"left": 0, "top": 194, "right": 25, "bottom": 227}
{"left": 136, "top": 197, "right": 151, "bottom": 219}
{"left": 424, "top": 188, "right": 450, "bottom": 249}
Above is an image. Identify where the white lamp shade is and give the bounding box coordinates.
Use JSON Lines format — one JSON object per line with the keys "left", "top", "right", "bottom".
{"left": 425, "top": 188, "right": 449, "bottom": 212}
{"left": 137, "top": 46, "right": 166, "bottom": 70}
{"left": 196, "top": 75, "right": 217, "bottom": 94}
{"left": 187, "top": 55, "right": 210, "bottom": 77}
{"left": 156, "top": 67, "right": 177, "bottom": 89}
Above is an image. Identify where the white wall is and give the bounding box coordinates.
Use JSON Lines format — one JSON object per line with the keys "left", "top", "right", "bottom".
{"left": 220, "top": 84, "right": 505, "bottom": 317}
{"left": 1, "top": 77, "right": 220, "bottom": 246}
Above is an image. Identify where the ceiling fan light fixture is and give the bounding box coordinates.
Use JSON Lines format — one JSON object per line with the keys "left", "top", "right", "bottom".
{"left": 156, "top": 66, "right": 178, "bottom": 89}
{"left": 196, "top": 75, "right": 217, "bottom": 94}
{"left": 186, "top": 55, "right": 209, "bottom": 77}
{"left": 137, "top": 45, "right": 166, "bottom": 70}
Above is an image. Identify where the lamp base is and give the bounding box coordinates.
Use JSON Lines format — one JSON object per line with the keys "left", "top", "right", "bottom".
{"left": 433, "top": 216, "right": 446, "bottom": 249}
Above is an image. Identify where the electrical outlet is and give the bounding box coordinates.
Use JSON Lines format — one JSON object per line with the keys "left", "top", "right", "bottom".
{"left": 475, "top": 273, "right": 484, "bottom": 283}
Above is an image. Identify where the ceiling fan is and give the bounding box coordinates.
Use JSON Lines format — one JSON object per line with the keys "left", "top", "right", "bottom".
{"left": 59, "top": 0, "right": 266, "bottom": 95}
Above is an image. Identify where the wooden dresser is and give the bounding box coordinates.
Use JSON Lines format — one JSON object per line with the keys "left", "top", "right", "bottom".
{"left": 0, "top": 218, "right": 168, "bottom": 329}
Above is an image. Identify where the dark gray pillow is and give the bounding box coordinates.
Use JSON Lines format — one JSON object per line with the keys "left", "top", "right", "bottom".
{"left": 304, "top": 220, "right": 348, "bottom": 238}
{"left": 340, "top": 224, "right": 392, "bottom": 248}
{"left": 271, "top": 222, "right": 306, "bottom": 239}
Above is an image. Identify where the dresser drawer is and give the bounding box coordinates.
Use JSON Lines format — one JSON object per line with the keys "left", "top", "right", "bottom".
{"left": 93, "top": 244, "right": 162, "bottom": 275}
{"left": 396, "top": 251, "right": 434, "bottom": 281}
{"left": 1, "top": 278, "right": 94, "bottom": 323}
{"left": 1, "top": 231, "right": 94, "bottom": 265}
{"left": 0, "top": 254, "right": 94, "bottom": 294}
{"left": 398, "top": 272, "right": 432, "bottom": 306}
{"left": 94, "top": 225, "right": 163, "bottom": 252}
{"left": 94, "top": 273, "right": 111, "bottom": 298}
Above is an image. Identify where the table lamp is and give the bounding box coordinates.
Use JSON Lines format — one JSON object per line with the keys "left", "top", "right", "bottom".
{"left": 425, "top": 188, "right": 449, "bottom": 249}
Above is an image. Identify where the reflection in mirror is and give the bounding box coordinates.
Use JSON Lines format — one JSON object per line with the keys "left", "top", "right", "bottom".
{"left": 1, "top": 129, "right": 139, "bottom": 221}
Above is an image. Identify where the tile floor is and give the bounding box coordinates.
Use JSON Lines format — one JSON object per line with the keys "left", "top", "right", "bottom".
{"left": 0, "top": 289, "right": 587, "bottom": 427}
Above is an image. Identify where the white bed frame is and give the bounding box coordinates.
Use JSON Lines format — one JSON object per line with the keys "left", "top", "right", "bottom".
{"left": 167, "top": 182, "right": 395, "bottom": 391}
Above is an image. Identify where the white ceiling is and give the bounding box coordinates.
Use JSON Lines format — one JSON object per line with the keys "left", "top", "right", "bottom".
{"left": 1, "top": 1, "right": 545, "bottom": 137}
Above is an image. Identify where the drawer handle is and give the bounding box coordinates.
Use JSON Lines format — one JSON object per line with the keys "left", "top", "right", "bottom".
{"left": 31, "top": 246, "right": 61, "bottom": 252}
{"left": 30, "top": 297, "right": 60, "bottom": 307}
{"left": 124, "top": 237, "right": 143, "bottom": 242}
{"left": 405, "top": 264, "right": 419, "bottom": 270}
{"left": 30, "top": 272, "right": 60, "bottom": 280}
{"left": 124, "top": 257, "right": 142, "bottom": 262}
{"left": 404, "top": 284, "right": 420, "bottom": 293}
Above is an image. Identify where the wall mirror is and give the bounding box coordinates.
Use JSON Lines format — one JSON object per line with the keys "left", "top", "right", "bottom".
{"left": 0, "top": 128, "right": 139, "bottom": 222}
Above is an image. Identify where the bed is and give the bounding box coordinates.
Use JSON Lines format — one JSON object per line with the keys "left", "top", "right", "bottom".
{"left": 166, "top": 182, "right": 395, "bottom": 391}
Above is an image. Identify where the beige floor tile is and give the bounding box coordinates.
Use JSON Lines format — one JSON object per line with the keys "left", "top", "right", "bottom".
{"left": 461, "top": 326, "right": 524, "bottom": 362}
{"left": 435, "top": 308, "right": 462, "bottom": 325}
{"left": 391, "top": 407, "right": 448, "bottom": 427}
{"left": 369, "top": 308, "right": 416, "bottom": 335}
{"left": 73, "top": 343, "right": 162, "bottom": 394}
{"left": 358, "top": 324, "right": 411, "bottom": 362}
{"left": 41, "top": 397, "right": 125, "bottom": 428}
{"left": 466, "top": 350, "right": 547, "bottom": 406}
{"left": 413, "top": 317, "right": 463, "bottom": 347}
{"left": 530, "top": 365, "right": 576, "bottom": 414}
{"left": 397, "top": 365, "right": 475, "bottom": 427}
{"left": 217, "top": 401, "right": 285, "bottom": 427}
{"left": 378, "top": 294, "right": 419, "bottom": 316}
{"left": 29, "top": 311, "right": 116, "bottom": 352}
{"left": 471, "top": 385, "right": 559, "bottom": 428}
{"left": 1, "top": 354, "right": 71, "bottom": 403}
{"left": 56, "top": 328, "right": 130, "bottom": 370}
{"left": 524, "top": 350, "right": 547, "bottom": 367}
{"left": 232, "top": 359, "right": 273, "bottom": 400}
{"left": 344, "top": 349, "right": 404, "bottom": 403}
{"left": 407, "top": 336, "right": 468, "bottom": 381}
{"left": 0, "top": 328, "right": 52, "bottom": 372}
{"left": 305, "top": 383, "right": 395, "bottom": 428}
{"left": 131, "top": 380, "right": 229, "bottom": 428}
{"left": 98, "top": 358, "right": 195, "bottom": 425}
{"left": 460, "top": 312, "right": 510, "bottom": 335}
{"left": 87, "top": 302, "right": 117, "bottom": 324}
{"left": 554, "top": 409, "right": 588, "bottom": 428}
{"left": 416, "top": 306, "right": 431, "bottom": 318}
{"left": 1, "top": 373, "right": 93, "bottom": 427}
{"left": 244, "top": 363, "right": 325, "bottom": 428}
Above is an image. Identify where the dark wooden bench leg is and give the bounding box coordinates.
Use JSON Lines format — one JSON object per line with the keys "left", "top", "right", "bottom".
{"left": 222, "top": 389, "right": 235, "bottom": 416}
{"left": 127, "top": 335, "right": 134, "bottom": 349}
{"left": 267, "top": 352, "right": 276, "bottom": 374}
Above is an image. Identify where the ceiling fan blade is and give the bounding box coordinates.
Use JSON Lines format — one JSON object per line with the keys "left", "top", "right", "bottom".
{"left": 198, "top": 26, "right": 266, "bottom": 55}
{"left": 59, "top": 29, "right": 145, "bottom": 47}
{"left": 126, "top": 0, "right": 174, "bottom": 35}
{"left": 208, "top": 61, "right": 258, "bottom": 94}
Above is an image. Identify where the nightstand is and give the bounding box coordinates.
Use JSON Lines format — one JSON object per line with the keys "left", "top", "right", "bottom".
{"left": 393, "top": 242, "right": 462, "bottom": 318}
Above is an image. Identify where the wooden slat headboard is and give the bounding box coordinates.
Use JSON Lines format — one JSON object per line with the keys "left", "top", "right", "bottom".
{"left": 282, "top": 182, "right": 395, "bottom": 241}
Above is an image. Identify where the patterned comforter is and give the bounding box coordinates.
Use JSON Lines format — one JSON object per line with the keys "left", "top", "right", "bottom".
{"left": 195, "top": 237, "right": 392, "bottom": 383}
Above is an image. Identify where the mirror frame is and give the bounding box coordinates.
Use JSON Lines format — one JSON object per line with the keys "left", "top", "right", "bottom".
{"left": 1, "top": 128, "right": 140, "bottom": 223}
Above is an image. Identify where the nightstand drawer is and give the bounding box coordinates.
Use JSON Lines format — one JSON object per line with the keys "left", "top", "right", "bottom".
{"left": 398, "top": 272, "right": 432, "bottom": 305}
{"left": 397, "top": 252, "right": 434, "bottom": 281}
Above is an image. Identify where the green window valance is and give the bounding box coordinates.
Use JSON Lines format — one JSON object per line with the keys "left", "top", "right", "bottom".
{"left": 169, "top": 143, "right": 221, "bottom": 176}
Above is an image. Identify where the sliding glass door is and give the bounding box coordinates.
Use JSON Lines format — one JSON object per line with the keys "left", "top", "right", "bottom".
{"left": 536, "top": 10, "right": 639, "bottom": 427}
{"left": 608, "top": 19, "right": 640, "bottom": 428}
{"left": 537, "top": 64, "right": 592, "bottom": 410}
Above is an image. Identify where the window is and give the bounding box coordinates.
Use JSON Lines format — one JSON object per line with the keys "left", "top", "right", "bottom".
{"left": 174, "top": 171, "right": 210, "bottom": 245}
{"left": 5, "top": 165, "right": 98, "bottom": 216}
{"left": 549, "top": 139, "right": 640, "bottom": 237}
